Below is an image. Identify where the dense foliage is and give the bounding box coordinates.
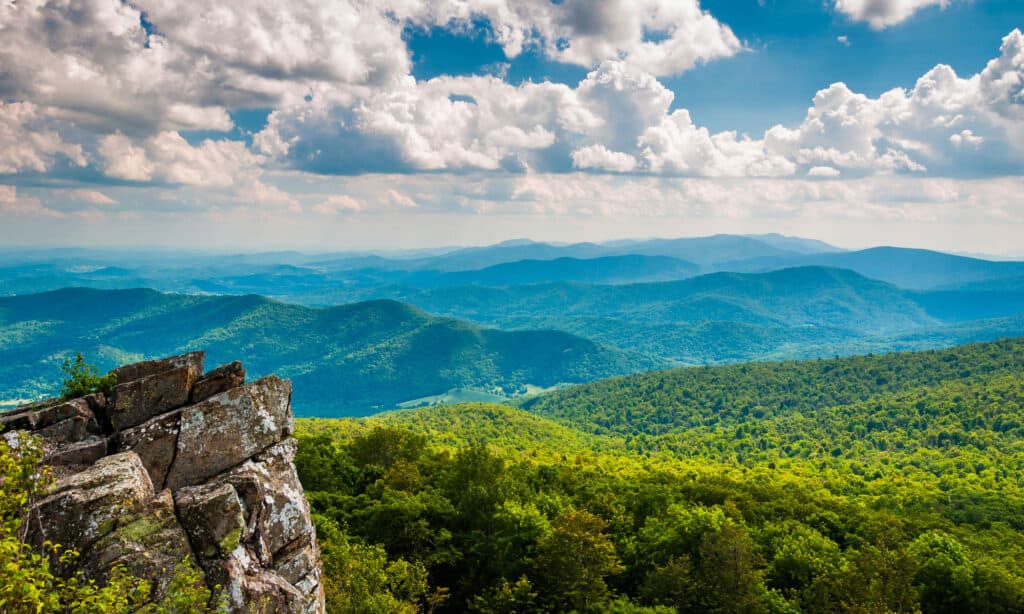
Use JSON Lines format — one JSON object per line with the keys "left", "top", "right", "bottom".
{"left": 296, "top": 338, "right": 1024, "bottom": 612}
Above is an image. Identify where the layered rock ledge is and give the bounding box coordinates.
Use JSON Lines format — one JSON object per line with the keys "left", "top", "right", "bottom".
{"left": 1, "top": 352, "right": 325, "bottom": 613}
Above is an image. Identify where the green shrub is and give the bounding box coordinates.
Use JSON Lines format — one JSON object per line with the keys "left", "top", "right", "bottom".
{"left": 59, "top": 352, "right": 117, "bottom": 399}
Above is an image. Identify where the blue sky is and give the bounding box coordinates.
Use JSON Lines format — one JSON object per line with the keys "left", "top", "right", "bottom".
{"left": 1, "top": 0, "right": 1023, "bottom": 254}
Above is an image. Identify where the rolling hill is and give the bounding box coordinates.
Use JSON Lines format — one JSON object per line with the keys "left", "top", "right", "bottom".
{"left": 424, "top": 254, "right": 700, "bottom": 286}
{"left": 343, "top": 266, "right": 1024, "bottom": 363}
{"left": 727, "top": 246, "right": 1024, "bottom": 289}
{"left": 0, "top": 288, "right": 666, "bottom": 415}
{"left": 296, "top": 337, "right": 1024, "bottom": 612}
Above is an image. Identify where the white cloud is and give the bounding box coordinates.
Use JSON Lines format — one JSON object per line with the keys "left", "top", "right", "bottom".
{"left": 950, "top": 129, "right": 983, "bottom": 147}
{"left": 385, "top": 190, "right": 419, "bottom": 209}
{"left": 98, "top": 133, "right": 157, "bottom": 182}
{"left": 808, "top": 166, "right": 842, "bottom": 177}
{"left": 0, "top": 185, "right": 64, "bottom": 218}
{"left": 0, "top": 0, "right": 416, "bottom": 136}
{"left": 572, "top": 145, "right": 638, "bottom": 172}
{"left": 640, "top": 109, "right": 796, "bottom": 177}
{"left": 313, "top": 195, "right": 363, "bottom": 215}
{"left": 835, "top": 0, "right": 949, "bottom": 30}
{"left": 0, "top": 102, "right": 85, "bottom": 174}
{"left": 406, "top": 0, "right": 742, "bottom": 76}
{"left": 99, "top": 131, "right": 264, "bottom": 187}
{"left": 256, "top": 29, "right": 1024, "bottom": 180}
{"left": 0, "top": 0, "right": 1022, "bottom": 212}
{"left": 63, "top": 189, "right": 118, "bottom": 205}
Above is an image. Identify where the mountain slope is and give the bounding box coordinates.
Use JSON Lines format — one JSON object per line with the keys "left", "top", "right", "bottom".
{"left": 0, "top": 288, "right": 666, "bottom": 415}
{"left": 345, "top": 266, "right": 1023, "bottom": 363}
{"left": 727, "top": 246, "right": 1024, "bottom": 289}
{"left": 296, "top": 337, "right": 1024, "bottom": 613}
{"left": 427, "top": 254, "right": 700, "bottom": 286}
{"left": 367, "top": 266, "right": 939, "bottom": 331}
{"left": 522, "top": 336, "right": 1024, "bottom": 437}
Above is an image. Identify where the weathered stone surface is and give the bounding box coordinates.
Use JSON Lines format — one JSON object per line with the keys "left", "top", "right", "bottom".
{"left": 164, "top": 376, "right": 293, "bottom": 490}
{"left": 4, "top": 352, "right": 323, "bottom": 613}
{"left": 26, "top": 452, "right": 200, "bottom": 601}
{"left": 192, "top": 360, "right": 246, "bottom": 403}
{"left": 88, "top": 488, "right": 197, "bottom": 601}
{"left": 112, "top": 351, "right": 205, "bottom": 385}
{"left": 117, "top": 410, "right": 182, "bottom": 489}
{"left": 36, "top": 405, "right": 100, "bottom": 444}
{"left": 220, "top": 548, "right": 307, "bottom": 614}
{"left": 209, "top": 439, "right": 315, "bottom": 567}
{"left": 273, "top": 541, "right": 320, "bottom": 587}
{"left": 1, "top": 397, "right": 95, "bottom": 433}
{"left": 175, "top": 482, "right": 247, "bottom": 560}
{"left": 110, "top": 362, "right": 202, "bottom": 431}
{"left": 46, "top": 437, "right": 108, "bottom": 471}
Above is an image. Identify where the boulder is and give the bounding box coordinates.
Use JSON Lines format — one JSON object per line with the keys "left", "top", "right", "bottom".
{"left": 220, "top": 548, "right": 308, "bottom": 614}
{"left": 3, "top": 352, "right": 323, "bottom": 613}
{"left": 175, "top": 482, "right": 247, "bottom": 560}
{"left": 26, "top": 452, "right": 198, "bottom": 601}
{"left": 1, "top": 397, "right": 96, "bottom": 433}
{"left": 112, "top": 351, "right": 205, "bottom": 384}
{"left": 117, "top": 410, "right": 183, "bottom": 489}
{"left": 164, "top": 377, "right": 293, "bottom": 490}
{"left": 87, "top": 488, "right": 198, "bottom": 601}
{"left": 45, "top": 437, "right": 108, "bottom": 473}
{"left": 35, "top": 402, "right": 101, "bottom": 444}
{"left": 212, "top": 439, "right": 314, "bottom": 565}
{"left": 109, "top": 361, "right": 202, "bottom": 431}
{"left": 192, "top": 360, "right": 246, "bottom": 403}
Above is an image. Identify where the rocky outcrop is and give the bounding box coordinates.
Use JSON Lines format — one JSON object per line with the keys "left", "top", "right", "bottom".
{"left": 1, "top": 352, "right": 325, "bottom": 613}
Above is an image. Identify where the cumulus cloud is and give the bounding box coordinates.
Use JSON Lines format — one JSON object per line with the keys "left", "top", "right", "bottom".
{"left": 406, "top": 0, "right": 742, "bottom": 76}
{"left": 0, "top": 0, "right": 415, "bottom": 136}
{"left": 835, "top": 0, "right": 949, "bottom": 30}
{"left": 256, "top": 28, "right": 1024, "bottom": 179}
{"left": 808, "top": 166, "right": 842, "bottom": 177}
{"left": 255, "top": 74, "right": 585, "bottom": 174}
{"left": 763, "top": 30, "right": 1024, "bottom": 175}
{"left": 572, "top": 145, "right": 638, "bottom": 172}
{"left": 0, "top": 102, "right": 86, "bottom": 174}
{"left": 1, "top": 0, "right": 1023, "bottom": 195}
{"left": 640, "top": 110, "right": 796, "bottom": 177}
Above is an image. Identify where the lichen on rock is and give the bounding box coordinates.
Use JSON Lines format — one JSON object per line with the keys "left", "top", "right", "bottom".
{"left": 1, "top": 352, "right": 325, "bottom": 613}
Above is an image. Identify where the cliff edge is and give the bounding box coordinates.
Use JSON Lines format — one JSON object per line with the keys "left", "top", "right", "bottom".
{"left": 1, "top": 352, "right": 325, "bottom": 613}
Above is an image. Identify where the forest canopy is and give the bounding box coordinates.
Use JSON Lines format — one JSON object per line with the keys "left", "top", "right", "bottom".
{"left": 294, "top": 337, "right": 1024, "bottom": 612}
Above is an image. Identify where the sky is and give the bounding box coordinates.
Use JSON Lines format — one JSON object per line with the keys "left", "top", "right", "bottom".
{"left": 1, "top": 0, "right": 1024, "bottom": 254}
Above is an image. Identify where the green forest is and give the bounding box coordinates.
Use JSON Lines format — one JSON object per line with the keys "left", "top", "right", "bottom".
{"left": 295, "top": 338, "right": 1024, "bottom": 612}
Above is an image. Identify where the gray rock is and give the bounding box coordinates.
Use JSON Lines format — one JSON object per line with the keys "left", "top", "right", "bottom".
{"left": 192, "top": 360, "right": 246, "bottom": 403}
{"left": 45, "top": 437, "right": 108, "bottom": 470}
{"left": 175, "top": 482, "right": 247, "bottom": 561}
{"left": 1, "top": 397, "right": 95, "bottom": 433}
{"left": 220, "top": 548, "right": 306, "bottom": 614}
{"left": 117, "top": 410, "right": 182, "bottom": 489}
{"left": 213, "top": 439, "right": 313, "bottom": 565}
{"left": 26, "top": 452, "right": 197, "bottom": 601}
{"left": 164, "top": 376, "right": 293, "bottom": 490}
{"left": 110, "top": 361, "right": 202, "bottom": 431}
{"left": 9, "top": 353, "right": 323, "bottom": 613}
{"left": 36, "top": 404, "right": 100, "bottom": 445}
{"left": 112, "top": 351, "right": 205, "bottom": 385}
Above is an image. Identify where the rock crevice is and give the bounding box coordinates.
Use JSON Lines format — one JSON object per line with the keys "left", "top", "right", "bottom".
{"left": 1, "top": 352, "right": 325, "bottom": 613}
